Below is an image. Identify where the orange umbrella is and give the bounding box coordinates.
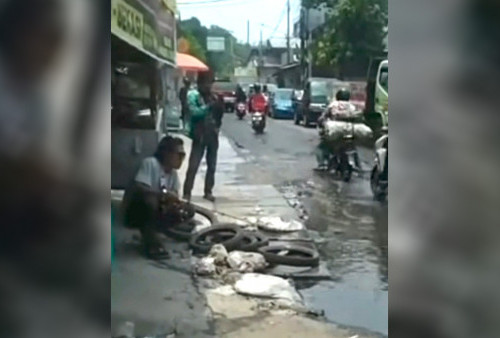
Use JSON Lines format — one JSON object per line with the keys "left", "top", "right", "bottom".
{"left": 177, "top": 52, "right": 209, "bottom": 72}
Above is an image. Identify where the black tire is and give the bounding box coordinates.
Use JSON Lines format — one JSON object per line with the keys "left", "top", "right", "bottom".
{"left": 163, "top": 225, "right": 192, "bottom": 241}
{"left": 192, "top": 204, "right": 218, "bottom": 224}
{"left": 163, "top": 204, "right": 217, "bottom": 241}
{"left": 239, "top": 231, "right": 269, "bottom": 252}
{"left": 258, "top": 244, "right": 320, "bottom": 267}
{"left": 190, "top": 224, "right": 244, "bottom": 254}
{"left": 371, "top": 167, "right": 386, "bottom": 201}
{"left": 343, "top": 165, "right": 353, "bottom": 182}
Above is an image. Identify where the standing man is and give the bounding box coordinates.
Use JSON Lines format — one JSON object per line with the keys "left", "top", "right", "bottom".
{"left": 178, "top": 77, "right": 191, "bottom": 129}
{"left": 183, "top": 72, "right": 223, "bottom": 202}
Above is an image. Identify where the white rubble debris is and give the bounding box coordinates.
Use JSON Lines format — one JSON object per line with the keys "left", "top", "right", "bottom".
{"left": 194, "top": 256, "right": 216, "bottom": 276}
{"left": 227, "top": 251, "right": 267, "bottom": 273}
{"left": 193, "top": 246, "right": 267, "bottom": 277}
{"left": 257, "top": 216, "right": 304, "bottom": 232}
{"left": 234, "top": 273, "right": 302, "bottom": 304}
{"left": 208, "top": 244, "right": 228, "bottom": 265}
{"left": 210, "top": 285, "right": 237, "bottom": 296}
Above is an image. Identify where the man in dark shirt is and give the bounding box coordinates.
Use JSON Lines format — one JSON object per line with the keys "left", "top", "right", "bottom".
{"left": 178, "top": 77, "right": 191, "bottom": 127}
{"left": 183, "top": 71, "right": 224, "bottom": 202}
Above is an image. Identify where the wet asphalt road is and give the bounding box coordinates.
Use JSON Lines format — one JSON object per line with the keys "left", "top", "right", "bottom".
{"left": 221, "top": 114, "right": 388, "bottom": 336}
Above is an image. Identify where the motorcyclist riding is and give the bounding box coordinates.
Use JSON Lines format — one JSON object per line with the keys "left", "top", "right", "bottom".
{"left": 315, "top": 88, "right": 355, "bottom": 171}
{"left": 236, "top": 84, "right": 247, "bottom": 103}
{"left": 248, "top": 83, "right": 268, "bottom": 115}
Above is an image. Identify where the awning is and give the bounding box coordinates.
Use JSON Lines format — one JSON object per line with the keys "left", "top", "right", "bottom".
{"left": 177, "top": 53, "right": 209, "bottom": 72}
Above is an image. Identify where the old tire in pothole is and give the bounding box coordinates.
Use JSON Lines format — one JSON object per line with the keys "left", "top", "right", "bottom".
{"left": 239, "top": 231, "right": 269, "bottom": 252}
{"left": 192, "top": 204, "right": 218, "bottom": 224}
{"left": 163, "top": 205, "right": 218, "bottom": 241}
{"left": 163, "top": 221, "right": 195, "bottom": 241}
{"left": 258, "top": 244, "right": 320, "bottom": 267}
{"left": 190, "top": 224, "right": 244, "bottom": 254}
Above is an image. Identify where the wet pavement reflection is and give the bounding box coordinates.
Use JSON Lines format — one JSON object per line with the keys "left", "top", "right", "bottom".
{"left": 222, "top": 117, "right": 388, "bottom": 336}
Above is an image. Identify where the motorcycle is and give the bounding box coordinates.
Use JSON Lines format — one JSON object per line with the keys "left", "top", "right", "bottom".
{"left": 236, "top": 102, "right": 246, "bottom": 120}
{"left": 327, "top": 133, "right": 360, "bottom": 182}
{"left": 251, "top": 111, "right": 266, "bottom": 133}
{"left": 371, "top": 129, "right": 388, "bottom": 200}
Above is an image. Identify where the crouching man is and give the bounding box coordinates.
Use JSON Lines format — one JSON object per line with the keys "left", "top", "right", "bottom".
{"left": 122, "top": 136, "right": 186, "bottom": 259}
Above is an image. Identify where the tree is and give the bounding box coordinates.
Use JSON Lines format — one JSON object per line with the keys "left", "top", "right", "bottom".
{"left": 179, "top": 18, "right": 252, "bottom": 78}
{"left": 178, "top": 31, "right": 207, "bottom": 62}
{"left": 303, "top": 0, "right": 387, "bottom": 77}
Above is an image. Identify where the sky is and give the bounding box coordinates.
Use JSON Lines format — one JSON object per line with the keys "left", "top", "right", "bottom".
{"left": 177, "top": 0, "right": 302, "bottom": 46}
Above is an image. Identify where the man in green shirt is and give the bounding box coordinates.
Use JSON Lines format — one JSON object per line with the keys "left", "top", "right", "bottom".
{"left": 183, "top": 72, "right": 223, "bottom": 202}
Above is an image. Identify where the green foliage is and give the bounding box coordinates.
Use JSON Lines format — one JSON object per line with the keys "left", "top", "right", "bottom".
{"left": 179, "top": 18, "right": 252, "bottom": 78}
{"left": 181, "top": 31, "right": 207, "bottom": 62}
{"left": 304, "top": 0, "right": 387, "bottom": 75}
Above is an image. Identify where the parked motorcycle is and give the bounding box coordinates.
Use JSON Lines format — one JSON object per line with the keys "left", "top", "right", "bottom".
{"left": 251, "top": 111, "right": 266, "bottom": 133}
{"left": 236, "top": 102, "right": 246, "bottom": 120}
{"left": 371, "top": 129, "right": 388, "bottom": 200}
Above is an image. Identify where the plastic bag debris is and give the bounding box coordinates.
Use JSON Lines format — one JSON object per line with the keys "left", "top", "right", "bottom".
{"left": 257, "top": 217, "right": 304, "bottom": 232}
{"left": 227, "top": 251, "right": 267, "bottom": 273}
{"left": 210, "top": 285, "right": 237, "bottom": 296}
{"left": 194, "top": 256, "right": 216, "bottom": 276}
{"left": 234, "top": 273, "right": 302, "bottom": 303}
{"left": 208, "top": 244, "right": 228, "bottom": 265}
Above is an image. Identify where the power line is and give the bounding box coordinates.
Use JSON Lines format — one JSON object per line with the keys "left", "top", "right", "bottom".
{"left": 268, "top": 1, "right": 288, "bottom": 40}
{"left": 178, "top": 0, "right": 252, "bottom": 6}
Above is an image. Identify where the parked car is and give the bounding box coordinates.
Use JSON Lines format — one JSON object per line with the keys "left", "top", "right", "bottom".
{"left": 269, "top": 88, "right": 295, "bottom": 119}
{"left": 294, "top": 78, "right": 345, "bottom": 127}
{"left": 264, "top": 83, "right": 278, "bottom": 99}
{"left": 213, "top": 81, "right": 237, "bottom": 112}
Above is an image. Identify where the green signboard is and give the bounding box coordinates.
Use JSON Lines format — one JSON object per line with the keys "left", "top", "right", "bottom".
{"left": 112, "top": 0, "right": 176, "bottom": 65}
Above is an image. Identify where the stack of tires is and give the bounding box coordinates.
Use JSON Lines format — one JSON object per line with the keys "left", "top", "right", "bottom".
{"left": 189, "top": 223, "right": 319, "bottom": 268}
{"left": 164, "top": 205, "right": 320, "bottom": 268}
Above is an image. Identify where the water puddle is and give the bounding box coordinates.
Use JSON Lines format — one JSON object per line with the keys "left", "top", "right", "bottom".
{"left": 277, "top": 177, "right": 388, "bottom": 335}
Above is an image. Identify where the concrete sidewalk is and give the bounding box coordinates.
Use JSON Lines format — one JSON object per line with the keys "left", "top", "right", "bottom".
{"left": 174, "top": 132, "right": 296, "bottom": 222}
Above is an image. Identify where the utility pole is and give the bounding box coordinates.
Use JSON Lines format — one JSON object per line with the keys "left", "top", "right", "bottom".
{"left": 247, "top": 20, "right": 250, "bottom": 45}
{"left": 286, "top": 0, "right": 290, "bottom": 64}
{"left": 300, "top": 7, "right": 305, "bottom": 86}
{"left": 307, "top": 8, "right": 312, "bottom": 79}
{"left": 259, "top": 24, "right": 263, "bottom": 83}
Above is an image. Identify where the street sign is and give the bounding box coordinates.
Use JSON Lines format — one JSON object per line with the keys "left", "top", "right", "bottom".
{"left": 207, "top": 37, "right": 225, "bottom": 52}
{"left": 112, "top": 0, "right": 176, "bottom": 65}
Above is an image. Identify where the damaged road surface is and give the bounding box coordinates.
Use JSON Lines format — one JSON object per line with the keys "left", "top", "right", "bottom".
{"left": 222, "top": 117, "right": 388, "bottom": 336}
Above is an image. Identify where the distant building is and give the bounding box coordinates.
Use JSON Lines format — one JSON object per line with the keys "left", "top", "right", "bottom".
{"left": 244, "top": 38, "right": 300, "bottom": 84}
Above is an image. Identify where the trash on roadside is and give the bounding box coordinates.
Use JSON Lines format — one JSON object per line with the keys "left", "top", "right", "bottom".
{"left": 193, "top": 256, "right": 216, "bottom": 276}
{"left": 208, "top": 244, "right": 228, "bottom": 265}
{"left": 210, "top": 285, "right": 237, "bottom": 296}
{"left": 227, "top": 251, "right": 267, "bottom": 273}
{"left": 193, "top": 245, "right": 267, "bottom": 278}
{"left": 234, "top": 273, "right": 302, "bottom": 303}
{"left": 257, "top": 216, "right": 304, "bottom": 232}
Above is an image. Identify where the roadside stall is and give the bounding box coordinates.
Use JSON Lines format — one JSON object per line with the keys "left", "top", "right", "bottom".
{"left": 111, "top": 0, "right": 177, "bottom": 189}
